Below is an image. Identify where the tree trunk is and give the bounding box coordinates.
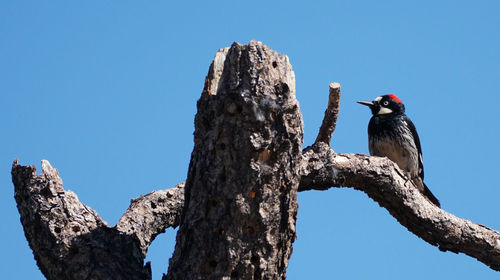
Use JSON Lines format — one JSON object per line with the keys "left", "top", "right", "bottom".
{"left": 166, "top": 41, "right": 303, "bottom": 279}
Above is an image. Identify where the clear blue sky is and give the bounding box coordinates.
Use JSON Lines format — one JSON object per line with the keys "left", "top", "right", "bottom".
{"left": 2, "top": 1, "right": 499, "bottom": 279}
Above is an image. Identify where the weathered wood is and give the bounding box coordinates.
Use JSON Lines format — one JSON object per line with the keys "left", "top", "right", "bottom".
{"left": 166, "top": 41, "right": 303, "bottom": 280}
{"left": 300, "top": 83, "right": 500, "bottom": 271}
{"left": 314, "top": 82, "right": 341, "bottom": 145}
{"left": 117, "top": 183, "right": 185, "bottom": 256}
{"left": 299, "top": 142, "right": 500, "bottom": 271}
{"left": 12, "top": 159, "right": 186, "bottom": 280}
{"left": 11, "top": 42, "right": 500, "bottom": 279}
{"left": 12, "top": 160, "right": 152, "bottom": 279}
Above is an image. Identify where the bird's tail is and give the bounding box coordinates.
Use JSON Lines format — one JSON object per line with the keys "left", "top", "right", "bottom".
{"left": 423, "top": 182, "right": 440, "bottom": 208}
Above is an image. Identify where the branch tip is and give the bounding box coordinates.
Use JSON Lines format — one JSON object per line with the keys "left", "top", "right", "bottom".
{"left": 329, "top": 82, "right": 341, "bottom": 89}
{"left": 314, "top": 82, "right": 341, "bottom": 146}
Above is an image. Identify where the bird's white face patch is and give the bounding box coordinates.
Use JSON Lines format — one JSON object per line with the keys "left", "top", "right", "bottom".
{"left": 374, "top": 96, "right": 383, "bottom": 102}
{"left": 377, "top": 107, "right": 393, "bottom": 115}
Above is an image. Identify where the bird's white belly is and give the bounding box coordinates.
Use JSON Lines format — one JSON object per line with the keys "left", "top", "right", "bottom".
{"left": 369, "top": 136, "right": 419, "bottom": 178}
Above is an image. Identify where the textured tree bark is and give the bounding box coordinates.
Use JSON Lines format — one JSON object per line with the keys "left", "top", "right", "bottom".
{"left": 165, "top": 41, "right": 303, "bottom": 279}
{"left": 314, "top": 82, "right": 341, "bottom": 145}
{"left": 12, "top": 159, "right": 184, "bottom": 280}
{"left": 11, "top": 41, "right": 500, "bottom": 280}
{"left": 116, "top": 182, "right": 185, "bottom": 256}
{"left": 299, "top": 143, "right": 500, "bottom": 271}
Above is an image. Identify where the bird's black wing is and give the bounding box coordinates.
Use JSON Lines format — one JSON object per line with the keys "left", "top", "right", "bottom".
{"left": 404, "top": 115, "right": 440, "bottom": 207}
{"left": 403, "top": 115, "right": 424, "bottom": 180}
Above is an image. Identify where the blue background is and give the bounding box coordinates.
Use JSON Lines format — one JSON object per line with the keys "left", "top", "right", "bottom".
{"left": 2, "top": 1, "right": 499, "bottom": 279}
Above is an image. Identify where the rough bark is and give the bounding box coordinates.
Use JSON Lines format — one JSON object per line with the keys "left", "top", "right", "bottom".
{"left": 12, "top": 159, "right": 184, "bottom": 280}
{"left": 299, "top": 143, "right": 500, "bottom": 271}
{"left": 116, "top": 183, "right": 185, "bottom": 256}
{"left": 11, "top": 41, "right": 500, "bottom": 279}
{"left": 314, "top": 82, "right": 341, "bottom": 145}
{"left": 166, "top": 41, "right": 303, "bottom": 280}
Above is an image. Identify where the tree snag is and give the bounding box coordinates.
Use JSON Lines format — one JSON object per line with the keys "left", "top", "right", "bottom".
{"left": 166, "top": 41, "right": 303, "bottom": 279}
{"left": 11, "top": 41, "right": 500, "bottom": 280}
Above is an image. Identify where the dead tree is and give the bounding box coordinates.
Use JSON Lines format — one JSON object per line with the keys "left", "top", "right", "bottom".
{"left": 12, "top": 41, "right": 500, "bottom": 280}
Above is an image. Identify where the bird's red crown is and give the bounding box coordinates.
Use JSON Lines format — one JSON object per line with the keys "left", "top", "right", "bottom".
{"left": 388, "top": 94, "right": 403, "bottom": 104}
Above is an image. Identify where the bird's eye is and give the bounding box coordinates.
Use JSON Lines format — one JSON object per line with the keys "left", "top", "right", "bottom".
{"left": 383, "top": 101, "right": 389, "bottom": 106}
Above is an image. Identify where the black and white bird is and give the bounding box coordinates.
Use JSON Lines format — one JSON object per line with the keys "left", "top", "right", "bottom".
{"left": 357, "top": 94, "right": 440, "bottom": 207}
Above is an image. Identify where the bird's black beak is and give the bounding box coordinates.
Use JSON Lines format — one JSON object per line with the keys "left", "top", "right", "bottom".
{"left": 357, "top": 100, "right": 374, "bottom": 108}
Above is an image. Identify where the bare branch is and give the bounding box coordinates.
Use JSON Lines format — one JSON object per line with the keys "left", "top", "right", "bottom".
{"left": 299, "top": 142, "right": 500, "bottom": 271}
{"left": 314, "top": 82, "right": 341, "bottom": 145}
{"left": 116, "top": 183, "right": 185, "bottom": 256}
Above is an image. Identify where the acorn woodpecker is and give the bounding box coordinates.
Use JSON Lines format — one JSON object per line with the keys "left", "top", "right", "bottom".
{"left": 357, "top": 94, "right": 440, "bottom": 207}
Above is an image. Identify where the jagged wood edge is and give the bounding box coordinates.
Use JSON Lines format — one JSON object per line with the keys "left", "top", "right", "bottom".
{"left": 11, "top": 159, "right": 184, "bottom": 280}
